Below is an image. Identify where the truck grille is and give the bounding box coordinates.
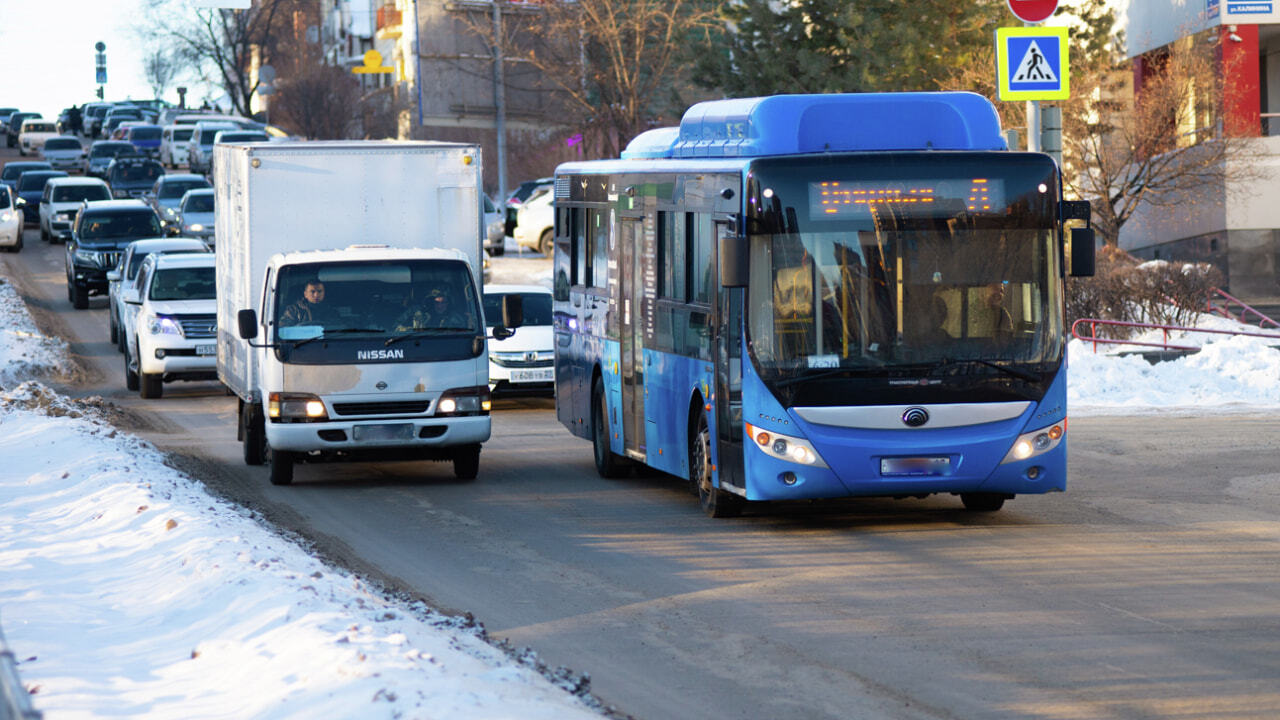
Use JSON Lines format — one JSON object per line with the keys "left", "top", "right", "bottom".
{"left": 332, "top": 400, "right": 430, "bottom": 416}
{"left": 176, "top": 314, "right": 217, "bottom": 339}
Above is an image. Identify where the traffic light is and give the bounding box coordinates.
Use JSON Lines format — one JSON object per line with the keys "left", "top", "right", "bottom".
{"left": 95, "top": 86, "right": 104, "bottom": 100}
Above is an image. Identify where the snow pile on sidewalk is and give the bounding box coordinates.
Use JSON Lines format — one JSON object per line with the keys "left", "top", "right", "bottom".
{"left": 0, "top": 381, "right": 604, "bottom": 720}
{"left": 0, "top": 277, "right": 66, "bottom": 388}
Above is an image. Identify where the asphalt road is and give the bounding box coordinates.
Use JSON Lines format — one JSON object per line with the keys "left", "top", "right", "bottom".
{"left": 4, "top": 152, "right": 1280, "bottom": 720}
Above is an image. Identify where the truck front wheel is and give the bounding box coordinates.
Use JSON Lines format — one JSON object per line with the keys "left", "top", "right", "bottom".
{"left": 241, "top": 402, "right": 265, "bottom": 466}
{"left": 269, "top": 448, "right": 294, "bottom": 485}
{"left": 453, "top": 444, "right": 480, "bottom": 481}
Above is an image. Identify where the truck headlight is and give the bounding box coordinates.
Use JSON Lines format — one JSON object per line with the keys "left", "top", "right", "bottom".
{"left": 436, "top": 386, "right": 491, "bottom": 416}
{"left": 146, "top": 313, "right": 183, "bottom": 336}
{"left": 1001, "top": 419, "right": 1065, "bottom": 464}
{"left": 268, "top": 392, "right": 329, "bottom": 422}
{"left": 745, "top": 423, "right": 828, "bottom": 468}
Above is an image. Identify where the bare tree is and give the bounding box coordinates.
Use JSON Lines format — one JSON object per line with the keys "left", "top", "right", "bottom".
{"left": 140, "top": 0, "right": 293, "bottom": 117}
{"left": 481, "top": 0, "right": 720, "bottom": 159}
{"left": 143, "top": 48, "right": 180, "bottom": 101}
{"left": 1062, "top": 31, "right": 1268, "bottom": 246}
{"left": 273, "top": 63, "right": 363, "bottom": 139}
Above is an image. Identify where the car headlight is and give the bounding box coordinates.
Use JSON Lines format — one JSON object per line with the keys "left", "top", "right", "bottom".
{"left": 745, "top": 423, "right": 828, "bottom": 467}
{"left": 146, "top": 313, "right": 183, "bottom": 336}
{"left": 1001, "top": 419, "right": 1066, "bottom": 464}
{"left": 56, "top": 212, "right": 72, "bottom": 221}
{"left": 0, "top": 212, "right": 12, "bottom": 223}
{"left": 164, "top": 207, "right": 179, "bottom": 219}
{"left": 187, "top": 223, "right": 204, "bottom": 232}
{"left": 73, "top": 248, "right": 101, "bottom": 266}
{"left": 268, "top": 392, "right": 329, "bottom": 422}
{"left": 436, "top": 386, "right": 491, "bottom": 416}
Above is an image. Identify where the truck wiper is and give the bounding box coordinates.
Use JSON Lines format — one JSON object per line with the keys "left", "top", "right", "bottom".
{"left": 935, "top": 357, "right": 1039, "bottom": 383}
{"left": 288, "top": 327, "right": 385, "bottom": 350}
{"left": 384, "top": 327, "right": 474, "bottom": 347}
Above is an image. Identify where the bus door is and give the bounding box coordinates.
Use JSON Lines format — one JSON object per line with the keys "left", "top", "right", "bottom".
{"left": 714, "top": 220, "right": 745, "bottom": 491}
{"left": 618, "top": 215, "right": 646, "bottom": 460}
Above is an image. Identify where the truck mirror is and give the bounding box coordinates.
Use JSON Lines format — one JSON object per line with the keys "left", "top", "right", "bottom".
{"left": 719, "top": 229, "right": 748, "bottom": 287}
{"left": 1069, "top": 227, "right": 1096, "bottom": 277}
{"left": 237, "top": 309, "right": 258, "bottom": 339}
{"left": 502, "top": 294, "right": 523, "bottom": 330}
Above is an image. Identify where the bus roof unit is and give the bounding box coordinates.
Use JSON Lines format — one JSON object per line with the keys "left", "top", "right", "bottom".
{"left": 621, "top": 92, "right": 1007, "bottom": 160}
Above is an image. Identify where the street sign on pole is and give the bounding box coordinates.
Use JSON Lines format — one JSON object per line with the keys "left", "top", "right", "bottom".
{"left": 996, "top": 26, "right": 1070, "bottom": 101}
{"left": 1006, "top": 0, "right": 1059, "bottom": 23}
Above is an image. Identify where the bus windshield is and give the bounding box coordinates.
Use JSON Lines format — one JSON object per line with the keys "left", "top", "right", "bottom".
{"left": 745, "top": 153, "right": 1062, "bottom": 403}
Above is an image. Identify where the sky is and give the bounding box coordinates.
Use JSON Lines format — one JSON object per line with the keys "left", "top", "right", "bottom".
{"left": 0, "top": 0, "right": 201, "bottom": 119}
{"left": 4, "top": 262, "right": 1280, "bottom": 717}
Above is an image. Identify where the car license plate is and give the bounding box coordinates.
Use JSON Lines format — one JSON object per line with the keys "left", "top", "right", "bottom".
{"left": 196, "top": 344, "right": 216, "bottom": 356}
{"left": 352, "top": 423, "right": 415, "bottom": 442}
{"left": 509, "top": 368, "right": 553, "bottom": 383}
{"left": 880, "top": 457, "right": 951, "bottom": 477}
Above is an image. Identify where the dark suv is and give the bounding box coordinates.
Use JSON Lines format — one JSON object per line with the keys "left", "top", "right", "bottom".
{"left": 106, "top": 157, "right": 164, "bottom": 199}
{"left": 65, "top": 200, "right": 163, "bottom": 309}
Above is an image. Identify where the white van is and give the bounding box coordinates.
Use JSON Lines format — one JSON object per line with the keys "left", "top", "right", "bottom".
{"left": 159, "top": 125, "right": 196, "bottom": 168}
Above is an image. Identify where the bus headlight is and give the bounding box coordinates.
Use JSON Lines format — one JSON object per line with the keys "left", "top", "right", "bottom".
{"left": 268, "top": 392, "right": 328, "bottom": 422}
{"left": 745, "top": 423, "right": 828, "bottom": 468}
{"left": 1001, "top": 419, "right": 1065, "bottom": 464}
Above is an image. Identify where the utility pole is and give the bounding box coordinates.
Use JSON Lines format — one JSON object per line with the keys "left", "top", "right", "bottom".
{"left": 492, "top": 1, "right": 508, "bottom": 205}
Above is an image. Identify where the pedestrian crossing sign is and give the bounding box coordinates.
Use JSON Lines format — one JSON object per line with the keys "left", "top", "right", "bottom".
{"left": 996, "top": 26, "right": 1070, "bottom": 101}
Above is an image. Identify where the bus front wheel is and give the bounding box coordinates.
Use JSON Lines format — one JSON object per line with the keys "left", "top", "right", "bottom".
{"left": 960, "top": 493, "right": 1006, "bottom": 512}
{"left": 591, "top": 377, "right": 628, "bottom": 478}
{"left": 691, "top": 412, "right": 742, "bottom": 519}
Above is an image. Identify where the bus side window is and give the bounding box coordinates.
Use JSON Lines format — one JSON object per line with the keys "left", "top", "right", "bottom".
{"left": 658, "top": 211, "right": 686, "bottom": 300}
{"left": 573, "top": 207, "right": 587, "bottom": 288}
{"left": 689, "top": 213, "right": 713, "bottom": 304}
{"left": 590, "top": 209, "right": 609, "bottom": 288}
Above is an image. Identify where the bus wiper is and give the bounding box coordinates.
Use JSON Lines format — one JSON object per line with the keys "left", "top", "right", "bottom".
{"left": 384, "top": 327, "right": 473, "bottom": 347}
{"left": 936, "top": 357, "right": 1039, "bottom": 383}
{"left": 774, "top": 367, "right": 860, "bottom": 388}
{"left": 288, "top": 327, "right": 385, "bottom": 350}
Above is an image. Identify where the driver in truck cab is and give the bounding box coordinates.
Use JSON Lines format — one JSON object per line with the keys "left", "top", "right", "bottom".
{"left": 280, "top": 279, "right": 333, "bottom": 326}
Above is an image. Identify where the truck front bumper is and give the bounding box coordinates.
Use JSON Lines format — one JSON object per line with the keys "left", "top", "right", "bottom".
{"left": 266, "top": 414, "right": 491, "bottom": 453}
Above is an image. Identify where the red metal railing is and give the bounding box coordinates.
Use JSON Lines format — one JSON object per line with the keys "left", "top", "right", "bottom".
{"left": 377, "top": 5, "right": 402, "bottom": 31}
{"left": 1071, "top": 317, "right": 1280, "bottom": 353}
{"left": 1205, "top": 287, "right": 1280, "bottom": 328}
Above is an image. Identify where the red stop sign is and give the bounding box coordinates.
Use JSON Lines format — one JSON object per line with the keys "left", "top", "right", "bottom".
{"left": 1007, "top": 0, "right": 1059, "bottom": 23}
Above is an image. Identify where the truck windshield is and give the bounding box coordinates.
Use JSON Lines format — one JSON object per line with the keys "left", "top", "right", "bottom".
{"left": 744, "top": 153, "right": 1062, "bottom": 406}
{"left": 274, "top": 259, "right": 481, "bottom": 340}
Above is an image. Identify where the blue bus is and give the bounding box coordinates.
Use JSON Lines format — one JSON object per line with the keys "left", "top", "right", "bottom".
{"left": 551, "top": 93, "right": 1095, "bottom": 517}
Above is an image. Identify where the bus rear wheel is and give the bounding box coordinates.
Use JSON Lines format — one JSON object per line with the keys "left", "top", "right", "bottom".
{"left": 960, "top": 493, "right": 1007, "bottom": 512}
{"left": 691, "top": 412, "right": 742, "bottom": 518}
{"left": 591, "top": 376, "right": 628, "bottom": 478}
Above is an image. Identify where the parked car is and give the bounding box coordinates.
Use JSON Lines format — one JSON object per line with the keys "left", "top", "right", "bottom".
{"left": 0, "top": 108, "right": 20, "bottom": 134}
{"left": 159, "top": 125, "right": 196, "bottom": 168}
{"left": 0, "top": 161, "right": 52, "bottom": 194}
{"left": 185, "top": 121, "right": 240, "bottom": 174}
{"left": 504, "top": 176, "right": 554, "bottom": 236}
{"left": 40, "top": 135, "right": 85, "bottom": 171}
{"left": 0, "top": 185, "right": 21, "bottom": 253}
{"left": 107, "top": 237, "right": 209, "bottom": 350}
{"left": 119, "top": 251, "right": 219, "bottom": 398}
{"left": 12, "top": 170, "right": 68, "bottom": 226}
{"left": 65, "top": 199, "right": 163, "bottom": 309}
{"left": 144, "top": 174, "right": 211, "bottom": 231}
{"left": 5, "top": 111, "right": 41, "bottom": 148}
{"left": 18, "top": 119, "right": 58, "bottom": 156}
{"left": 39, "top": 176, "right": 110, "bottom": 243}
{"left": 483, "top": 193, "right": 505, "bottom": 255}
{"left": 174, "top": 188, "right": 215, "bottom": 243}
{"left": 482, "top": 284, "right": 554, "bottom": 395}
{"left": 512, "top": 186, "right": 554, "bottom": 256}
{"left": 83, "top": 140, "right": 138, "bottom": 178}
{"left": 105, "top": 157, "right": 165, "bottom": 199}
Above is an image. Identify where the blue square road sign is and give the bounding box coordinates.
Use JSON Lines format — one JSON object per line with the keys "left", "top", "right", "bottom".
{"left": 996, "top": 26, "right": 1070, "bottom": 102}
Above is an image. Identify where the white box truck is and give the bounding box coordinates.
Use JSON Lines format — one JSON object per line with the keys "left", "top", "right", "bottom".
{"left": 214, "top": 140, "right": 521, "bottom": 485}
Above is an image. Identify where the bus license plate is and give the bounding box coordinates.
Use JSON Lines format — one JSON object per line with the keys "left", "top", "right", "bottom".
{"left": 196, "top": 344, "right": 216, "bottom": 356}
{"left": 352, "top": 423, "right": 415, "bottom": 442}
{"left": 510, "top": 368, "right": 553, "bottom": 383}
{"left": 880, "top": 457, "right": 951, "bottom": 477}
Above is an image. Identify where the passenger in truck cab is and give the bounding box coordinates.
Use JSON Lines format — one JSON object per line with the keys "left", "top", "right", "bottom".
{"left": 395, "top": 287, "right": 471, "bottom": 331}
{"left": 280, "top": 279, "right": 332, "bottom": 326}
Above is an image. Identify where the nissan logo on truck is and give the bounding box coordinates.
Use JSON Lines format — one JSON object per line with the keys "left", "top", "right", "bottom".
{"left": 357, "top": 348, "right": 405, "bottom": 361}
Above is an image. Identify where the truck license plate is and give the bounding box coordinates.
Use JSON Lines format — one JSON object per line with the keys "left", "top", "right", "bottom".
{"left": 510, "top": 368, "right": 553, "bottom": 383}
{"left": 353, "top": 423, "right": 415, "bottom": 442}
{"left": 880, "top": 457, "right": 951, "bottom": 477}
{"left": 196, "top": 344, "right": 216, "bottom": 356}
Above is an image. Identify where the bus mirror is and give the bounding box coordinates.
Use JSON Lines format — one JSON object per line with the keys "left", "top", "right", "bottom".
{"left": 1069, "top": 227, "right": 1096, "bottom": 277}
{"left": 719, "top": 231, "right": 748, "bottom": 288}
{"left": 237, "top": 309, "right": 258, "bottom": 339}
{"left": 502, "top": 294, "right": 524, "bottom": 329}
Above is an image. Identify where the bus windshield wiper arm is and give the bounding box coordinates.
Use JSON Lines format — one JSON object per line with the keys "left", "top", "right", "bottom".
{"left": 288, "top": 327, "right": 385, "bottom": 350}
{"left": 936, "top": 357, "right": 1039, "bottom": 383}
{"left": 384, "top": 327, "right": 473, "bottom": 347}
{"left": 774, "top": 367, "right": 860, "bottom": 388}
